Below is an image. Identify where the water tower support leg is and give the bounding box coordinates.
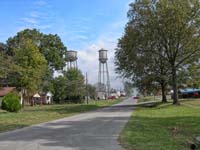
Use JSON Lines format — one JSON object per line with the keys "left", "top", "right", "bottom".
{"left": 106, "top": 62, "right": 110, "bottom": 97}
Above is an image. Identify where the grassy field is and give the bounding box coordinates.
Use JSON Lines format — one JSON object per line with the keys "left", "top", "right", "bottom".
{"left": 0, "top": 99, "right": 121, "bottom": 133}
{"left": 137, "top": 96, "right": 161, "bottom": 103}
{"left": 182, "top": 99, "right": 200, "bottom": 107}
{"left": 120, "top": 99, "right": 200, "bottom": 150}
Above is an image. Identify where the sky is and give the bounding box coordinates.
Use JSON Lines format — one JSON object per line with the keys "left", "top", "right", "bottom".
{"left": 0, "top": 0, "right": 133, "bottom": 90}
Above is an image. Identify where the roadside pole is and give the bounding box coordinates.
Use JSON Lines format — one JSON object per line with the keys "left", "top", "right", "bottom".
{"left": 86, "top": 72, "right": 89, "bottom": 104}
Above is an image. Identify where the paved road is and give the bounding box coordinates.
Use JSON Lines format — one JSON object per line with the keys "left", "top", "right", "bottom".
{"left": 0, "top": 98, "right": 135, "bottom": 150}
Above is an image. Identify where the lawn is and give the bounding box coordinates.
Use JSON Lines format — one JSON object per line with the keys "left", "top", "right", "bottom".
{"left": 119, "top": 99, "right": 200, "bottom": 150}
{"left": 137, "top": 95, "right": 161, "bottom": 103}
{"left": 0, "top": 99, "right": 121, "bottom": 133}
{"left": 182, "top": 99, "right": 200, "bottom": 107}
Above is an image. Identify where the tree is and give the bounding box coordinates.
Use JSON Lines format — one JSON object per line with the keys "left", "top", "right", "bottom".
{"left": 6, "top": 29, "right": 42, "bottom": 56}
{"left": 0, "top": 42, "right": 7, "bottom": 52}
{"left": 64, "top": 69, "right": 85, "bottom": 103}
{"left": 115, "top": 24, "right": 169, "bottom": 102}
{"left": 87, "top": 84, "right": 97, "bottom": 99}
{"left": 52, "top": 76, "right": 67, "bottom": 103}
{"left": 0, "top": 42, "right": 15, "bottom": 86}
{"left": 0, "top": 46, "right": 7, "bottom": 79}
{"left": 115, "top": 0, "right": 200, "bottom": 104}
{"left": 11, "top": 39, "right": 47, "bottom": 105}
{"left": 40, "top": 34, "right": 66, "bottom": 70}
{"left": 152, "top": 0, "right": 200, "bottom": 104}
{"left": 178, "top": 61, "right": 200, "bottom": 89}
{"left": 52, "top": 69, "right": 85, "bottom": 103}
{"left": 7, "top": 29, "right": 66, "bottom": 71}
{"left": 123, "top": 81, "right": 133, "bottom": 97}
{"left": 6, "top": 29, "right": 67, "bottom": 93}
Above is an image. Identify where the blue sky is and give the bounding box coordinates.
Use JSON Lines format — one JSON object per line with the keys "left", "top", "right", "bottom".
{"left": 0, "top": 0, "right": 133, "bottom": 89}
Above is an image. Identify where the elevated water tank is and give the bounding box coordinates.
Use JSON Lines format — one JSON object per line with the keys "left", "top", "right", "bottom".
{"left": 99, "top": 49, "right": 108, "bottom": 63}
{"left": 65, "top": 50, "right": 77, "bottom": 62}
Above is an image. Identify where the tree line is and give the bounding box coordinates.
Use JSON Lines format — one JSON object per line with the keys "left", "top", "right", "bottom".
{"left": 0, "top": 29, "right": 95, "bottom": 104}
{"left": 115, "top": 0, "right": 200, "bottom": 104}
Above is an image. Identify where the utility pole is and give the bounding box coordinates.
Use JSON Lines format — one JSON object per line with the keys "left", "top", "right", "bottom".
{"left": 86, "top": 72, "right": 89, "bottom": 104}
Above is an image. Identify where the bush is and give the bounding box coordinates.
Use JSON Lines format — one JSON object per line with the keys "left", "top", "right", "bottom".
{"left": 65, "top": 95, "right": 84, "bottom": 104}
{"left": 1, "top": 92, "right": 22, "bottom": 112}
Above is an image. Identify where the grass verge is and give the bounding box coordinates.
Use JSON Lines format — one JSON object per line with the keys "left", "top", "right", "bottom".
{"left": 0, "top": 99, "right": 121, "bottom": 133}
{"left": 119, "top": 99, "right": 200, "bottom": 150}
{"left": 137, "top": 96, "right": 161, "bottom": 103}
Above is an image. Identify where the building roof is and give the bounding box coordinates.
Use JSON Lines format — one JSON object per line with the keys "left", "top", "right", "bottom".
{"left": 33, "top": 93, "right": 40, "bottom": 98}
{"left": 0, "top": 87, "right": 15, "bottom": 97}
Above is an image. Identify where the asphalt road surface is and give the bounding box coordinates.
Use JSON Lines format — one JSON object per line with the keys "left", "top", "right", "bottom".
{"left": 0, "top": 98, "right": 136, "bottom": 150}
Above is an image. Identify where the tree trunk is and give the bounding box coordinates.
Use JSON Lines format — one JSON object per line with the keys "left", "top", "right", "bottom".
{"left": 172, "top": 66, "right": 180, "bottom": 105}
{"left": 161, "top": 82, "right": 167, "bottom": 103}
{"left": 22, "top": 89, "right": 25, "bottom": 108}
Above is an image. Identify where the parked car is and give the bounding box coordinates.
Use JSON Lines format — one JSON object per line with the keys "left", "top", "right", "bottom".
{"left": 108, "top": 96, "right": 116, "bottom": 100}
{"left": 133, "top": 96, "right": 140, "bottom": 99}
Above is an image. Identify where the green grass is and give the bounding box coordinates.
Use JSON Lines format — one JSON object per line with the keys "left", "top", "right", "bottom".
{"left": 138, "top": 96, "right": 161, "bottom": 103}
{"left": 182, "top": 99, "right": 200, "bottom": 107}
{"left": 0, "top": 99, "right": 121, "bottom": 133}
{"left": 120, "top": 100, "right": 200, "bottom": 150}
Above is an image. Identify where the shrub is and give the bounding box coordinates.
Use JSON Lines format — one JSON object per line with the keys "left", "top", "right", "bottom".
{"left": 65, "top": 95, "right": 84, "bottom": 104}
{"left": 1, "top": 92, "right": 22, "bottom": 112}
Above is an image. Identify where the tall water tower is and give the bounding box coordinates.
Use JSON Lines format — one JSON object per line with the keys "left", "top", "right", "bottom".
{"left": 65, "top": 50, "right": 78, "bottom": 69}
{"left": 98, "top": 49, "right": 110, "bottom": 99}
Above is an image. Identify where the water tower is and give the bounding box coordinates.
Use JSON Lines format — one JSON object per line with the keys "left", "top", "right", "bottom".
{"left": 98, "top": 49, "right": 110, "bottom": 99}
{"left": 65, "top": 50, "right": 78, "bottom": 69}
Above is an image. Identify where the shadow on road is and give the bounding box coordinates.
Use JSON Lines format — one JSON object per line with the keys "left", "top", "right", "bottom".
{"left": 0, "top": 103, "right": 135, "bottom": 150}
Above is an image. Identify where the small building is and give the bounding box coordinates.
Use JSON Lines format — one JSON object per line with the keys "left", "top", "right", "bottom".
{"left": 43, "top": 92, "right": 53, "bottom": 104}
{"left": 31, "top": 93, "right": 41, "bottom": 105}
{"left": 0, "top": 87, "right": 16, "bottom": 106}
{"left": 97, "top": 92, "right": 106, "bottom": 100}
{"left": 31, "top": 92, "right": 53, "bottom": 105}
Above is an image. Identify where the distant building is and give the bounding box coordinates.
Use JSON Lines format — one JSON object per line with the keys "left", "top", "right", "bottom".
{"left": 31, "top": 92, "right": 53, "bottom": 105}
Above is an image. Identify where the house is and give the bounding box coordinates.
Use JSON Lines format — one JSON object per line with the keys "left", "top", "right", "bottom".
{"left": 45, "top": 92, "right": 53, "bottom": 104}
{"left": 0, "top": 87, "right": 16, "bottom": 106}
{"left": 31, "top": 92, "right": 53, "bottom": 105}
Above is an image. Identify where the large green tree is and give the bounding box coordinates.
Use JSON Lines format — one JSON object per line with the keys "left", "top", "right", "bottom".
{"left": 178, "top": 61, "right": 200, "bottom": 89}
{"left": 0, "top": 42, "right": 15, "bottom": 86}
{"left": 6, "top": 29, "right": 67, "bottom": 93}
{"left": 0, "top": 43, "right": 8, "bottom": 79}
{"left": 52, "top": 69, "right": 85, "bottom": 103}
{"left": 64, "top": 69, "right": 85, "bottom": 102}
{"left": 116, "top": 24, "right": 169, "bottom": 102}
{"left": 52, "top": 76, "right": 67, "bottom": 103}
{"left": 11, "top": 39, "right": 47, "bottom": 105}
{"left": 7, "top": 29, "right": 66, "bottom": 70}
{"left": 115, "top": 0, "right": 200, "bottom": 104}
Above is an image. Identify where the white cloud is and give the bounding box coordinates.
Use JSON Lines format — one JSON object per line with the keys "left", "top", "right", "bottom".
{"left": 18, "top": 0, "right": 55, "bottom": 32}
{"left": 35, "top": 0, "right": 47, "bottom": 6}
{"left": 71, "top": 35, "right": 89, "bottom": 41}
{"left": 30, "top": 11, "right": 40, "bottom": 18}
{"left": 22, "top": 17, "right": 38, "bottom": 24}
